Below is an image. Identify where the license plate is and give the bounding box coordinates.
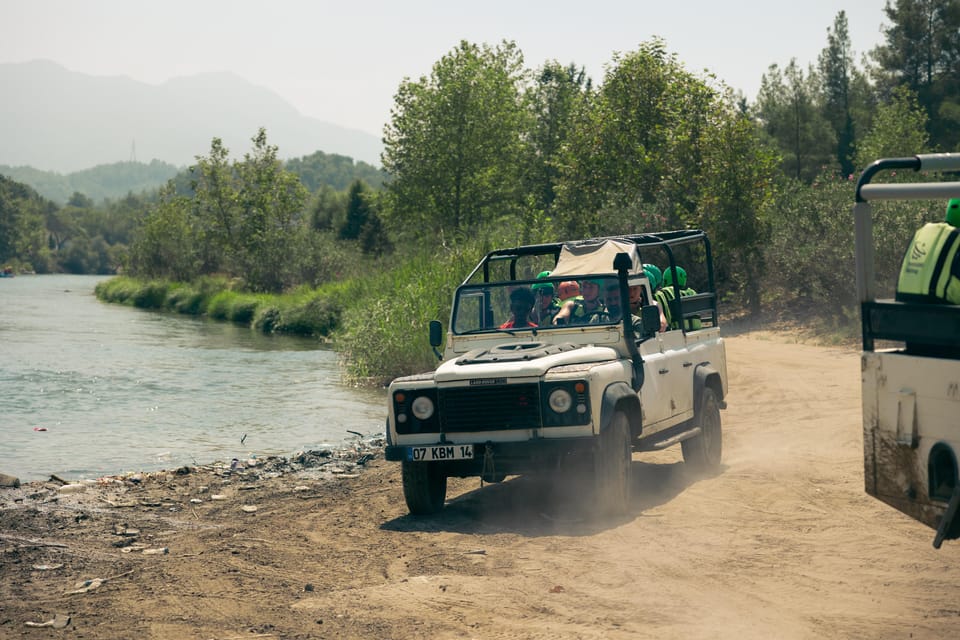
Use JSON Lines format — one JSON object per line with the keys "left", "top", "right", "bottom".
{"left": 407, "top": 444, "right": 474, "bottom": 462}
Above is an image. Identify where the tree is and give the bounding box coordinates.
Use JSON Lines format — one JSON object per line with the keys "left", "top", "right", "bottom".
{"left": 698, "top": 109, "right": 780, "bottom": 315}
{"left": 230, "top": 129, "right": 309, "bottom": 292}
{"left": 0, "top": 175, "right": 54, "bottom": 271}
{"left": 339, "top": 180, "right": 372, "bottom": 240}
{"left": 756, "top": 60, "right": 835, "bottom": 182}
{"left": 524, "top": 61, "right": 591, "bottom": 216}
{"left": 126, "top": 183, "right": 200, "bottom": 281}
{"left": 872, "top": 0, "right": 960, "bottom": 150}
{"left": 552, "top": 40, "right": 720, "bottom": 237}
{"left": 818, "top": 11, "right": 874, "bottom": 176}
{"left": 382, "top": 40, "right": 530, "bottom": 243}
{"left": 129, "top": 129, "right": 308, "bottom": 291}
{"left": 855, "top": 85, "right": 930, "bottom": 168}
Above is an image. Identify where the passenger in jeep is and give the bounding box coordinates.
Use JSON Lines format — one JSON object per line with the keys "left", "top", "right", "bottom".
{"left": 532, "top": 277, "right": 561, "bottom": 326}
{"left": 499, "top": 287, "right": 538, "bottom": 329}
{"left": 630, "top": 283, "right": 667, "bottom": 332}
{"left": 554, "top": 279, "right": 604, "bottom": 325}
{"left": 896, "top": 198, "right": 960, "bottom": 305}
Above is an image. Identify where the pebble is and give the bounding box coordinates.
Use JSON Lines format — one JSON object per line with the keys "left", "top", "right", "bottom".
{"left": 240, "top": 505, "right": 258, "bottom": 513}
{"left": 58, "top": 483, "right": 87, "bottom": 494}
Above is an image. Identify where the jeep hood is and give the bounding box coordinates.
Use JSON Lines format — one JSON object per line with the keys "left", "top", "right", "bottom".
{"left": 434, "top": 342, "right": 617, "bottom": 381}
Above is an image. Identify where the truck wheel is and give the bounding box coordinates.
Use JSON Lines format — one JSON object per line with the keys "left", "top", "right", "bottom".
{"left": 401, "top": 461, "right": 447, "bottom": 515}
{"left": 682, "top": 386, "right": 722, "bottom": 474}
{"left": 594, "top": 411, "right": 632, "bottom": 516}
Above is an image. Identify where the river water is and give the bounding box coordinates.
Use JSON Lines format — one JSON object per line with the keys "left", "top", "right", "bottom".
{"left": 0, "top": 275, "right": 386, "bottom": 482}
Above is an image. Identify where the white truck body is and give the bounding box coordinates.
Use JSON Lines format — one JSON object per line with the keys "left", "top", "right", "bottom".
{"left": 854, "top": 153, "right": 960, "bottom": 547}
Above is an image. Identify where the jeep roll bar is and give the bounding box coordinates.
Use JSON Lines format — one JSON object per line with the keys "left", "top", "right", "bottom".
{"left": 854, "top": 153, "right": 960, "bottom": 305}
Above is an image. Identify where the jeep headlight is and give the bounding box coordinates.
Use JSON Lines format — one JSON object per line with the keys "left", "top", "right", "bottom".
{"left": 411, "top": 395, "right": 435, "bottom": 420}
{"left": 548, "top": 388, "right": 573, "bottom": 413}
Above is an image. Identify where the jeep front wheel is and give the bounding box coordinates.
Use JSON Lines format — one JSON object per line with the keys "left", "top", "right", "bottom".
{"left": 401, "top": 461, "right": 447, "bottom": 515}
{"left": 594, "top": 411, "right": 632, "bottom": 516}
{"left": 682, "top": 386, "right": 722, "bottom": 474}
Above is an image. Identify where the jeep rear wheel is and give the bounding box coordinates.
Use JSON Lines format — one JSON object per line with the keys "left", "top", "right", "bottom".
{"left": 401, "top": 461, "right": 447, "bottom": 515}
{"left": 682, "top": 386, "right": 722, "bottom": 474}
{"left": 594, "top": 411, "right": 632, "bottom": 516}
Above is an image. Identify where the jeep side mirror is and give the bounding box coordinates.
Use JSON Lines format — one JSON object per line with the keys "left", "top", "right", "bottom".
{"left": 640, "top": 305, "right": 661, "bottom": 337}
{"left": 429, "top": 320, "right": 443, "bottom": 360}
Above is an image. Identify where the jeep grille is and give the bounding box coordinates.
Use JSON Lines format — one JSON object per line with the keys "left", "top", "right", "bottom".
{"left": 438, "top": 384, "right": 541, "bottom": 432}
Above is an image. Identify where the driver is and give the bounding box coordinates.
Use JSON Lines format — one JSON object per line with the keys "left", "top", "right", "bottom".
{"left": 499, "top": 287, "right": 538, "bottom": 329}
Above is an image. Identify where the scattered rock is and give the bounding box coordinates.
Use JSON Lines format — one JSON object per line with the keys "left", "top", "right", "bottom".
{"left": 0, "top": 472, "right": 20, "bottom": 487}
{"left": 24, "top": 613, "right": 70, "bottom": 628}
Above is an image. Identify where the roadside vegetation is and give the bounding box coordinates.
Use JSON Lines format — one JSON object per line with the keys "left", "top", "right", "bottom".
{"left": 4, "top": 4, "right": 959, "bottom": 384}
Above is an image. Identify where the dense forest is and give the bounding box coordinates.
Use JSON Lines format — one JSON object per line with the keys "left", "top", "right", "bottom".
{"left": 4, "top": 2, "right": 960, "bottom": 380}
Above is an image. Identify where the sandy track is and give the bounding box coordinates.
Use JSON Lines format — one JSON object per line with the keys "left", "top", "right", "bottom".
{"left": 2, "top": 334, "right": 959, "bottom": 639}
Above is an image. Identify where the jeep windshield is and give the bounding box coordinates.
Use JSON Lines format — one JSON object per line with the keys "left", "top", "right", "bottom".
{"left": 451, "top": 276, "right": 626, "bottom": 335}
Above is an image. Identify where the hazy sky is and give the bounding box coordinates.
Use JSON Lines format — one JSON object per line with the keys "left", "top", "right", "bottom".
{"left": 2, "top": 0, "right": 890, "bottom": 137}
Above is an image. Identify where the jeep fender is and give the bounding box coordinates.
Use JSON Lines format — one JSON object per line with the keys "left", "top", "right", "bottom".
{"left": 600, "top": 381, "right": 641, "bottom": 437}
{"left": 693, "top": 364, "right": 726, "bottom": 412}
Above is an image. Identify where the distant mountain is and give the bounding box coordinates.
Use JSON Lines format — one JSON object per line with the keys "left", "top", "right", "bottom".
{"left": 0, "top": 60, "right": 383, "bottom": 173}
{"left": 0, "top": 160, "right": 180, "bottom": 204}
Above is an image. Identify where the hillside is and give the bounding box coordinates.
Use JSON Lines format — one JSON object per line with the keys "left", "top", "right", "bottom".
{"left": 0, "top": 60, "right": 383, "bottom": 173}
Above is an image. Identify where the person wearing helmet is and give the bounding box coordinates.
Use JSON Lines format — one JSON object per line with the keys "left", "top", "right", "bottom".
{"left": 553, "top": 279, "right": 604, "bottom": 325}
{"left": 663, "top": 266, "right": 702, "bottom": 330}
{"left": 647, "top": 263, "right": 681, "bottom": 330}
{"left": 642, "top": 264, "right": 662, "bottom": 291}
{"left": 629, "top": 263, "right": 667, "bottom": 333}
{"left": 896, "top": 198, "right": 960, "bottom": 305}
{"left": 531, "top": 278, "right": 560, "bottom": 326}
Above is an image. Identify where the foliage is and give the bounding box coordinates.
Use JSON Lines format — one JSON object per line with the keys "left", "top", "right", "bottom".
{"left": 552, "top": 40, "right": 720, "bottom": 237}
{"left": 855, "top": 86, "right": 931, "bottom": 168}
{"left": 756, "top": 60, "right": 836, "bottom": 182}
{"left": 284, "top": 150, "right": 386, "bottom": 191}
{"left": 0, "top": 174, "right": 55, "bottom": 272}
{"left": 524, "top": 61, "right": 592, "bottom": 217}
{"left": 335, "top": 246, "right": 475, "bottom": 384}
{"left": 698, "top": 109, "right": 781, "bottom": 314}
{"left": 95, "top": 275, "right": 347, "bottom": 338}
{"left": 817, "top": 11, "right": 875, "bottom": 176}
{"left": 128, "top": 129, "right": 309, "bottom": 292}
{"left": 871, "top": 0, "right": 960, "bottom": 150}
{"left": 382, "top": 40, "right": 531, "bottom": 243}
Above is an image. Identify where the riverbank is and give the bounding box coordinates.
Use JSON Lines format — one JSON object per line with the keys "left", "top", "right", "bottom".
{"left": 2, "top": 334, "right": 959, "bottom": 640}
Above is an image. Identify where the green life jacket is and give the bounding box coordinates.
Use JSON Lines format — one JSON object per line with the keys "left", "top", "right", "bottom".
{"left": 680, "top": 287, "right": 702, "bottom": 330}
{"left": 536, "top": 299, "right": 562, "bottom": 326}
{"left": 657, "top": 286, "right": 702, "bottom": 330}
{"left": 654, "top": 288, "right": 674, "bottom": 328}
{"left": 896, "top": 222, "right": 960, "bottom": 304}
{"left": 570, "top": 297, "right": 604, "bottom": 323}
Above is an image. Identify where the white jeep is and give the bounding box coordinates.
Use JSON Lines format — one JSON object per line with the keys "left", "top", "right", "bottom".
{"left": 384, "top": 231, "right": 729, "bottom": 515}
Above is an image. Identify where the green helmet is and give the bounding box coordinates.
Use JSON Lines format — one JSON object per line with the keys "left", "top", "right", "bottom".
{"left": 642, "top": 264, "right": 662, "bottom": 289}
{"left": 532, "top": 270, "right": 554, "bottom": 294}
{"left": 663, "top": 266, "right": 687, "bottom": 288}
{"left": 947, "top": 198, "right": 960, "bottom": 227}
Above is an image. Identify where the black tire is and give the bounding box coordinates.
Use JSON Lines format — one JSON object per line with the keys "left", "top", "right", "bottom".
{"left": 682, "top": 386, "right": 723, "bottom": 474}
{"left": 401, "top": 461, "right": 447, "bottom": 515}
{"left": 594, "top": 411, "right": 632, "bottom": 516}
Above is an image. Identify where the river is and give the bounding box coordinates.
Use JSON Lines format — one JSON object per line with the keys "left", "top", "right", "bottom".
{"left": 0, "top": 275, "right": 386, "bottom": 482}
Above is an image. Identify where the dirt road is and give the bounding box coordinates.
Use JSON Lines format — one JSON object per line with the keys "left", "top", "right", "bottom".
{"left": 2, "top": 334, "right": 959, "bottom": 639}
